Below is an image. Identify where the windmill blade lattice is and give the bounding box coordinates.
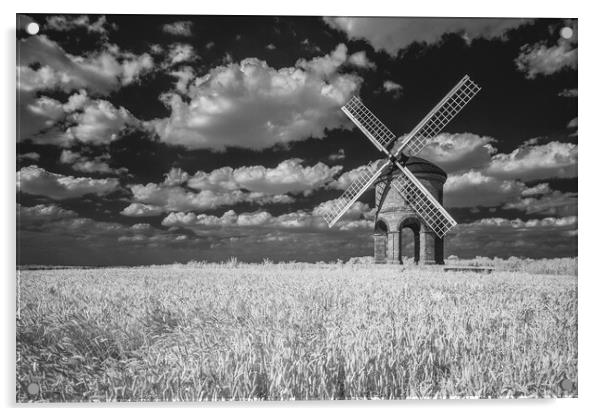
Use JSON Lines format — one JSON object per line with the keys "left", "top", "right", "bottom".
{"left": 321, "top": 160, "right": 390, "bottom": 228}
{"left": 394, "top": 75, "right": 481, "bottom": 158}
{"left": 342, "top": 96, "right": 397, "bottom": 154}
{"left": 389, "top": 165, "right": 457, "bottom": 238}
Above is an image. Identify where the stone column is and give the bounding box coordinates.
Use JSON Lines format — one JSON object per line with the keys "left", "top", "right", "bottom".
{"left": 420, "top": 230, "right": 436, "bottom": 265}
{"left": 373, "top": 234, "right": 387, "bottom": 264}
{"left": 387, "top": 231, "right": 400, "bottom": 264}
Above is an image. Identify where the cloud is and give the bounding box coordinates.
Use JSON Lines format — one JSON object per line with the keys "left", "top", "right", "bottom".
{"left": 18, "top": 36, "right": 151, "bottom": 143}
{"left": 21, "top": 90, "right": 140, "bottom": 145}
{"left": 188, "top": 159, "right": 342, "bottom": 195}
{"left": 418, "top": 133, "right": 497, "bottom": 173}
{"left": 120, "top": 202, "right": 165, "bottom": 217}
{"left": 504, "top": 189, "right": 577, "bottom": 216}
{"left": 169, "top": 66, "right": 195, "bottom": 93}
{"left": 18, "top": 35, "right": 154, "bottom": 95}
{"left": 18, "top": 203, "right": 78, "bottom": 225}
{"left": 59, "top": 150, "right": 126, "bottom": 174}
{"left": 151, "top": 44, "right": 362, "bottom": 151}
{"left": 485, "top": 141, "right": 577, "bottom": 181}
{"left": 18, "top": 204, "right": 198, "bottom": 265}
{"left": 167, "top": 43, "right": 195, "bottom": 65}
{"left": 558, "top": 88, "right": 578, "bottom": 98}
{"left": 446, "top": 215, "right": 577, "bottom": 258}
{"left": 162, "top": 200, "right": 372, "bottom": 233}
{"left": 444, "top": 170, "right": 526, "bottom": 208}
{"left": 162, "top": 21, "right": 193, "bottom": 36}
{"left": 127, "top": 181, "right": 294, "bottom": 214}
{"left": 163, "top": 167, "right": 190, "bottom": 186}
{"left": 45, "top": 15, "right": 116, "bottom": 37}
{"left": 567, "top": 117, "right": 577, "bottom": 129}
{"left": 18, "top": 152, "right": 40, "bottom": 162}
{"left": 17, "top": 165, "right": 120, "bottom": 200}
{"left": 329, "top": 161, "right": 390, "bottom": 191}
{"left": 515, "top": 40, "right": 577, "bottom": 79}
{"left": 382, "top": 80, "right": 403, "bottom": 98}
{"left": 323, "top": 17, "right": 529, "bottom": 55}
{"left": 347, "top": 51, "right": 376, "bottom": 70}
{"left": 328, "top": 148, "right": 345, "bottom": 161}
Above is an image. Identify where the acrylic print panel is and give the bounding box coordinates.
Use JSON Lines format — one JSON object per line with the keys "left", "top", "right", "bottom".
{"left": 16, "top": 14, "right": 578, "bottom": 401}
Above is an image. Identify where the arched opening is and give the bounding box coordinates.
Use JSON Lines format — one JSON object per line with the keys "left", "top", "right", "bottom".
{"left": 373, "top": 220, "right": 388, "bottom": 264}
{"left": 399, "top": 218, "right": 420, "bottom": 264}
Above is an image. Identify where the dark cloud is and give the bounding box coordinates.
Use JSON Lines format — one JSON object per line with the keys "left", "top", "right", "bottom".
{"left": 323, "top": 17, "right": 531, "bottom": 55}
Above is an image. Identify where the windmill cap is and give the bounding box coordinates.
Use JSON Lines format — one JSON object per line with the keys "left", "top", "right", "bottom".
{"left": 380, "top": 156, "right": 448, "bottom": 179}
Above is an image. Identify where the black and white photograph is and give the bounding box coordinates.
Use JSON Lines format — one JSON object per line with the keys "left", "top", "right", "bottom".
{"left": 15, "top": 11, "right": 578, "bottom": 402}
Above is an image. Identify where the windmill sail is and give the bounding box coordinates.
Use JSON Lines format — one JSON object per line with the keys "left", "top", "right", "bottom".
{"left": 321, "top": 160, "right": 390, "bottom": 228}
{"left": 342, "top": 96, "right": 397, "bottom": 154}
{"left": 389, "top": 163, "right": 457, "bottom": 238}
{"left": 393, "top": 75, "right": 481, "bottom": 158}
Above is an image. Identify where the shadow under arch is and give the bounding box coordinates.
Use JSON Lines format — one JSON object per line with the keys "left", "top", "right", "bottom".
{"left": 399, "top": 217, "right": 421, "bottom": 264}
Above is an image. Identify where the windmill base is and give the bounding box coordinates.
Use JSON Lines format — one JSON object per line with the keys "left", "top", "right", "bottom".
{"left": 373, "top": 230, "right": 444, "bottom": 265}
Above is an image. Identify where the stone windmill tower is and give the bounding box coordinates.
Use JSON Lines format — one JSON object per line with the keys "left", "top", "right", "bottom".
{"left": 320, "top": 75, "right": 481, "bottom": 264}
{"left": 373, "top": 158, "right": 448, "bottom": 264}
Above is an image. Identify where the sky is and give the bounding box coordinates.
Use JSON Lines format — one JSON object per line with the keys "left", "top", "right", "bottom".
{"left": 16, "top": 14, "right": 577, "bottom": 265}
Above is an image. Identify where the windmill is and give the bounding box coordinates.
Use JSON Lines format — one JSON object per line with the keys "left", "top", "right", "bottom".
{"left": 321, "top": 75, "right": 481, "bottom": 264}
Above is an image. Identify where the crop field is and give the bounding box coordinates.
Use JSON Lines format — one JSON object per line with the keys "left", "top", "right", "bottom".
{"left": 16, "top": 260, "right": 578, "bottom": 401}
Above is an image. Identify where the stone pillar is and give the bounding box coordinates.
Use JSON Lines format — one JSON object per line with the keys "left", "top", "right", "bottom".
{"left": 420, "top": 230, "right": 437, "bottom": 265}
{"left": 373, "top": 234, "right": 387, "bottom": 264}
{"left": 386, "top": 231, "right": 400, "bottom": 264}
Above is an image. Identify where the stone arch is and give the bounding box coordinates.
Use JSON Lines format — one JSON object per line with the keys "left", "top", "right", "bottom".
{"left": 373, "top": 219, "right": 388, "bottom": 264}
{"left": 399, "top": 217, "right": 421, "bottom": 264}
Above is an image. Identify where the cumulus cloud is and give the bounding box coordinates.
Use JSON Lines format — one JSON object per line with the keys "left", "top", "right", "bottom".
{"left": 445, "top": 216, "right": 578, "bottom": 259}
{"left": 444, "top": 170, "right": 526, "bottom": 208}
{"left": 516, "top": 40, "right": 577, "bottom": 79}
{"left": 17, "top": 165, "right": 120, "bottom": 199}
{"left": 19, "top": 203, "right": 195, "bottom": 265}
{"left": 329, "top": 163, "right": 380, "bottom": 190}
{"left": 18, "top": 152, "right": 40, "bottom": 162}
{"left": 347, "top": 51, "right": 376, "bottom": 70}
{"left": 328, "top": 148, "right": 345, "bottom": 161}
{"left": 169, "top": 66, "right": 195, "bottom": 93}
{"left": 516, "top": 45, "right": 575, "bottom": 76}
{"left": 18, "top": 36, "right": 151, "bottom": 143}
{"left": 504, "top": 189, "right": 577, "bottom": 216}
{"left": 66, "top": 98, "right": 138, "bottom": 145}
{"left": 59, "top": 150, "right": 126, "bottom": 174}
{"left": 382, "top": 80, "right": 403, "bottom": 98}
{"left": 188, "top": 159, "right": 342, "bottom": 195}
{"left": 418, "top": 133, "right": 496, "bottom": 173}
{"left": 485, "top": 141, "right": 577, "bottom": 181}
{"left": 446, "top": 215, "right": 577, "bottom": 258}
{"left": 45, "top": 15, "right": 116, "bottom": 36}
{"left": 163, "top": 167, "right": 190, "bottom": 186}
{"left": 167, "top": 43, "right": 195, "bottom": 65}
{"left": 21, "top": 90, "right": 140, "bottom": 145}
{"left": 323, "top": 17, "right": 529, "bottom": 55}
{"left": 18, "top": 203, "right": 78, "bottom": 225}
{"left": 151, "top": 44, "right": 362, "bottom": 151}
{"left": 120, "top": 202, "right": 165, "bottom": 217}
{"left": 18, "top": 35, "right": 154, "bottom": 95}
{"left": 162, "top": 21, "right": 193, "bottom": 36}
{"left": 126, "top": 177, "right": 294, "bottom": 215}
{"left": 162, "top": 200, "right": 372, "bottom": 233}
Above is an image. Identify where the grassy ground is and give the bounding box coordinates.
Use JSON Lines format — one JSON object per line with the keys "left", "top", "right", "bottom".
{"left": 16, "top": 262, "right": 578, "bottom": 401}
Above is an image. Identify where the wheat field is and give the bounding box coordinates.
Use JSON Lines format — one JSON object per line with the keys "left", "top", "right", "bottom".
{"left": 16, "top": 260, "right": 578, "bottom": 401}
